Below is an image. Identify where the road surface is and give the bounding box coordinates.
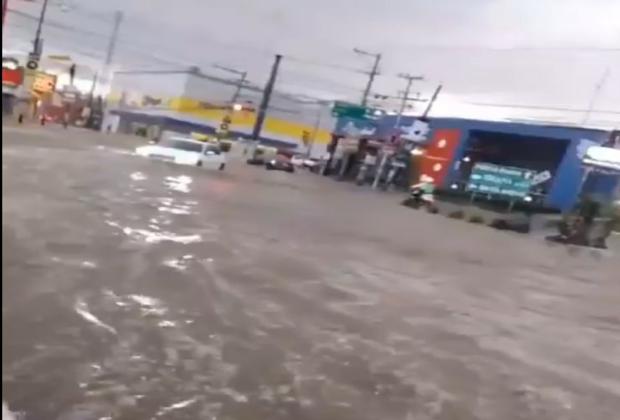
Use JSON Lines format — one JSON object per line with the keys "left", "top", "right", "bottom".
{"left": 2, "top": 126, "right": 619, "bottom": 420}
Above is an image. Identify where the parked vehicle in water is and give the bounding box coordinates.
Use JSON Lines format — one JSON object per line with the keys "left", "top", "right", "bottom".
{"left": 291, "top": 155, "right": 305, "bottom": 167}
{"left": 302, "top": 157, "right": 320, "bottom": 171}
{"left": 291, "top": 155, "right": 320, "bottom": 170}
{"left": 135, "top": 137, "right": 226, "bottom": 170}
{"left": 265, "top": 155, "right": 295, "bottom": 173}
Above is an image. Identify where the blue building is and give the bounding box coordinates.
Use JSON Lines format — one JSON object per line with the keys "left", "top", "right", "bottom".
{"left": 372, "top": 116, "right": 617, "bottom": 211}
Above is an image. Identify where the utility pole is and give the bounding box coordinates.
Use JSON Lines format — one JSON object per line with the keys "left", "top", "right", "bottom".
{"left": 354, "top": 48, "right": 381, "bottom": 107}
{"left": 31, "top": 0, "right": 50, "bottom": 59}
{"left": 104, "top": 10, "right": 123, "bottom": 68}
{"left": 394, "top": 73, "right": 424, "bottom": 128}
{"left": 213, "top": 64, "right": 248, "bottom": 104}
{"left": 2, "top": 0, "right": 8, "bottom": 34}
{"left": 231, "top": 72, "right": 247, "bottom": 104}
{"left": 251, "top": 54, "right": 282, "bottom": 141}
{"left": 91, "top": 10, "right": 121, "bottom": 99}
{"left": 422, "top": 84, "right": 443, "bottom": 119}
{"left": 88, "top": 72, "right": 98, "bottom": 106}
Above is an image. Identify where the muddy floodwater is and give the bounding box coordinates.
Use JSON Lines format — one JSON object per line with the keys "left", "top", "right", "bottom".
{"left": 2, "top": 126, "right": 620, "bottom": 420}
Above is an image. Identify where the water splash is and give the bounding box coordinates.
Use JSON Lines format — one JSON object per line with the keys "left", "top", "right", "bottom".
{"left": 2, "top": 402, "right": 17, "bottom": 420}
{"left": 155, "top": 397, "right": 198, "bottom": 416}
{"left": 164, "top": 175, "right": 193, "bottom": 193}
{"left": 117, "top": 225, "right": 202, "bottom": 244}
{"left": 128, "top": 294, "right": 168, "bottom": 316}
{"left": 74, "top": 299, "right": 117, "bottom": 335}
{"left": 130, "top": 172, "right": 147, "bottom": 181}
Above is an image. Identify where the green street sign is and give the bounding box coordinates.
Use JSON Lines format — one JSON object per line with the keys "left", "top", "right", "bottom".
{"left": 467, "top": 163, "right": 534, "bottom": 199}
{"left": 331, "top": 101, "right": 375, "bottom": 120}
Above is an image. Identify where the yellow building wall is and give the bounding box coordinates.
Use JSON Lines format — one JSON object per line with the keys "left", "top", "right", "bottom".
{"left": 110, "top": 93, "right": 331, "bottom": 145}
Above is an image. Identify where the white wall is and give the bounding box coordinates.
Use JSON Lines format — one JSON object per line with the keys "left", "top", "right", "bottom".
{"left": 183, "top": 73, "right": 237, "bottom": 103}
{"left": 110, "top": 72, "right": 189, "bottom": 107}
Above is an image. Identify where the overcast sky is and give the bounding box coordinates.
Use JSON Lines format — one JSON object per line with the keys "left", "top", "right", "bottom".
{"left": 4, "top": 0, "right": 620, "bottom": 127}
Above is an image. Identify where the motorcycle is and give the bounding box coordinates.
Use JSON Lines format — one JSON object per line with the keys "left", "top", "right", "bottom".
{"left": 404, "top": 182, "right": 435, "bottom": 209}
{"left": 383, "top": 160, "right": 407, "bottom": 190}
{"left": 356, "top": 163, "right": 371, "bottom": 185}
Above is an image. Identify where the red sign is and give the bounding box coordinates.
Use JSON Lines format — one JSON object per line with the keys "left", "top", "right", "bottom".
{"left": 419, "top": 129, "right": 462, "bottom": 187}
{"left": 2, "top": 67, "right": 24, "bottom": 87}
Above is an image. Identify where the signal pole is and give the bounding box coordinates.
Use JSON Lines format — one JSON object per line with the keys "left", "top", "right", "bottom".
{"left": 394, "top": 73, "right": 424, "bottom": 128}
{"left": 251, "top": 54, "right": 282, "bottom": 141}
{"left": 354, "top": 48, "right": 381, "bottom": 107}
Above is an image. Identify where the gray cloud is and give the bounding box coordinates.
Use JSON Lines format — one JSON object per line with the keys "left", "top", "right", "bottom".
{"left": 3, "top": 0, "right": 619, "bottom": 126}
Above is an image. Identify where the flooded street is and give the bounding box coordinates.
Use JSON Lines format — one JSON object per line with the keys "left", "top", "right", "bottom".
{"left": 3, "top": 126, "right": 620, "bottom": 420}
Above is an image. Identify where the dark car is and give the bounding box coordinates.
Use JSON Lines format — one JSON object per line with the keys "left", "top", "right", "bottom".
{"left": 246, "top": 157, "right": 265, "bottom": 165}
{"left": 265, "top": 157, "right": 295, "bottom": 173}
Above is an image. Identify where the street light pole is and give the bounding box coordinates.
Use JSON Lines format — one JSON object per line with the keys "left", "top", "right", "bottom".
{"left": 354, "top": 48, "right": 381, "bottom": 107}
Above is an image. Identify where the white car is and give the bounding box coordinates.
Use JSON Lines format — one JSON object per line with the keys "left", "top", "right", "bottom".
{"left": 291, "top": 155, "right": 305, "bottom": 166}
{"left": 135, "top": 137, "right": 226, "bottom": 170}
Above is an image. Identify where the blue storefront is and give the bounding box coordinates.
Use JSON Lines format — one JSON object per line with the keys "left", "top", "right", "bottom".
{"left": 371, "top": 116, "right": 617, "bottom": 211}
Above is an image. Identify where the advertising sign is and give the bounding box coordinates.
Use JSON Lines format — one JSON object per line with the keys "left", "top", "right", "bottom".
{"left": 32, "top": 72, "right": 57, "bottom": 94}
{"left": 467, "top": 162, "right": 534, "bottom": 198}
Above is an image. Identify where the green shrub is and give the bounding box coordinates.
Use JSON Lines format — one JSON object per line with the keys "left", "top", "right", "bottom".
{"left": 448, "top": 210, "right": 465, "bottom": 219}
{"left": 469, "top": 214, "right": 485, "bottom": 224}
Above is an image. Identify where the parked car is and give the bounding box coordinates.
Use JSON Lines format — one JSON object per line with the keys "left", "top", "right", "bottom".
{"left": 246, "top": 157, "right": 265, "bottom": 165}
{"left": 265, "top": 156, "right": 295, "bottom": 173}
{"left": 302, "top": 157, "right": 320, "bottom": 170}
{"left": 291, "top": 155, "right": 305, "bottom": 166}
{"left": 246, "top": 145, "right": 277, "bottom": 165}
{"left": 135, "top": 137, "right": 226, "bottom": 170}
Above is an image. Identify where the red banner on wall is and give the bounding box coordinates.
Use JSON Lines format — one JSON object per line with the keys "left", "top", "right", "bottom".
{"left": 2, "top": 67, "right": 24, "bottom": 87}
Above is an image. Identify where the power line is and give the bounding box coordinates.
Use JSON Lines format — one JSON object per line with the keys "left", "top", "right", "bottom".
{"left": 6, "top": 8, "right": 194, "bottom": 68}
{"left": 213, "top": 64, "right": 248, "bottom": 104}
{"left": 278, "top": 68, "right": 364, "bottom": 94}
{"left": 466, "top": 101, "right": 620, "bottom": 114}
{"left": 7, "top": 8, "right": 110, "bottom": 39}
{"left": 395, "top": 44, "right": 620, "bottom": 52}
{"left": 284, "top": 55, "right": 366, "bottom": 74}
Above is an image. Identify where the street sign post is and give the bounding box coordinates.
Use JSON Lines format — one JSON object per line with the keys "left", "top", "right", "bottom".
{"left": 467, "top": 163, "right": 534, "bottom": 199}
